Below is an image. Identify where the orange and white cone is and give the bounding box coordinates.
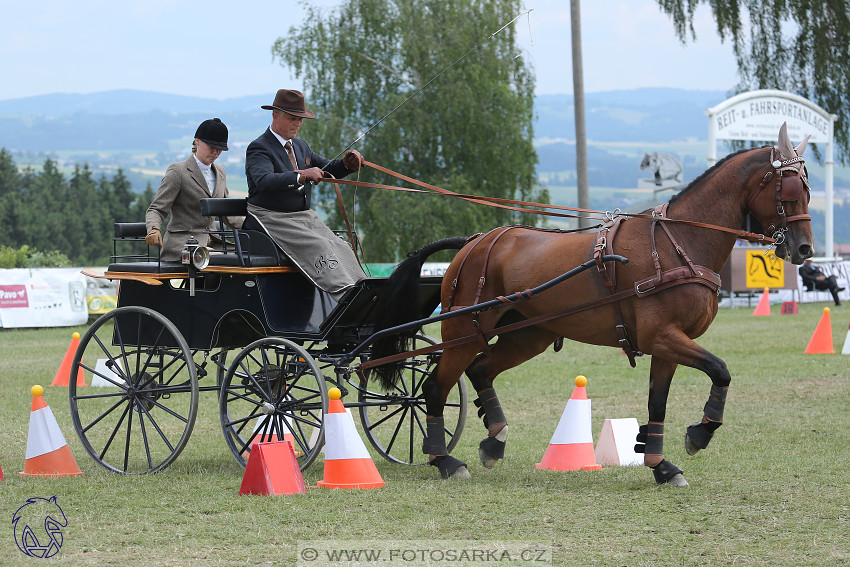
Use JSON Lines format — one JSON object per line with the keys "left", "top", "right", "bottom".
{"left": 317, "top": 388, "right": 384, "bottom": 489}
{"left": 19, "top": 385, "right": 83, "bottom": 477}
{"left": 752, "top": 288, "right": 770, "bottom": 316}
{"left": 804, "top": 307, "right": 835, "bottom": 354}
{"left": 536, "top": 376, "right": 601, "bottom": 471}
{"left": 51, "top": 332, "right": 86, "bottom": 387}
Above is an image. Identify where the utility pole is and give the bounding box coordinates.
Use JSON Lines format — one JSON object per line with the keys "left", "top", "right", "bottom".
{"left": 570, "top": 0, "right": 590, "bottom": 228}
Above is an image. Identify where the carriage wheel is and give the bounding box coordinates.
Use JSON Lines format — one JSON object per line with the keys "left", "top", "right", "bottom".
{"left": 358, "top": 334, "right": 467, "bottom": 465}
{"left": 219, "top": 337, "right": 327, "bottom": 471}
{"left": 69, "top": 306, "right": 199, "bottom": 474}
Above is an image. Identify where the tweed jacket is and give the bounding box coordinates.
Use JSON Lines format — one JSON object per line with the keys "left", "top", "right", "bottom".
{"left": 146, "top": 155, "right": 244, "bottom": 262}
{"left": 245, "top": 128, "right": 353, "bottom": 212}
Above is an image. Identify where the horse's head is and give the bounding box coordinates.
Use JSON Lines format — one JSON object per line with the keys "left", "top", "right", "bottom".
{"left": 745, "top": 123, "right": 814, "bottom": 264}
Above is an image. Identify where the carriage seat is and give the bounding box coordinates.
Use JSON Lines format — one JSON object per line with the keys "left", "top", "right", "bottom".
{"left": 108, "top": 203, "right": 289, "bottom": 273}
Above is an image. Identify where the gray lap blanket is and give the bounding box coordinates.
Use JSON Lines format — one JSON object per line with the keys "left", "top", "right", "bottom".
{"left": 247, "top": 204, "right": 366, "bottom": 295}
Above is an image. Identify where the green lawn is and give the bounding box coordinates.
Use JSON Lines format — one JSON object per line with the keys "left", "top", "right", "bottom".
{"left": 1, "top": 303, "right": 848, "bottom": 566}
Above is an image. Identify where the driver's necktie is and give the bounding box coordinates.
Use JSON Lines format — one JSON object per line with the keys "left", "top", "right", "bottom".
{"left": 284, "top": 141, "right": 298, "bottom": 170}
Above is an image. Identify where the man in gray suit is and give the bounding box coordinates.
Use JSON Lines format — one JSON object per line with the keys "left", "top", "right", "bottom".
{"left": 245, "top": 89, "right": 366, "bottom": 299}
{"left": 146, "top": 118, "right": 243, "bottom": 261}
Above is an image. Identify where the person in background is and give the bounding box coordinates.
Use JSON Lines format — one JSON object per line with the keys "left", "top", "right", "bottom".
{"left": 244, "top": 89, "right": 365, "bottom": 300}
{"left": 146, "top": 118, "right": 243, "bottom": 261}
{"left": 799, "top": 259, "right": 845, "bottom": 306}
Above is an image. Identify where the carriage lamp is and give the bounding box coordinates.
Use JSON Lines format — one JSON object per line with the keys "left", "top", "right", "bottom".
{"left": 181, "top": 237, "right": 210, "bottom": 296}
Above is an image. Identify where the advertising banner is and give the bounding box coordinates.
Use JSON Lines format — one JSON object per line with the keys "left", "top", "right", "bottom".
{"left": 0, "top": 269, "right": 89, "bottom": 328}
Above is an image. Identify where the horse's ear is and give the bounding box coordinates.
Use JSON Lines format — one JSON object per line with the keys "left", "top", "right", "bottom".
{"left": 777, "top": 122, "right": 795, "bottom": 159}
{"left": 795, "top": 134, "right": 811, "bottom": 156}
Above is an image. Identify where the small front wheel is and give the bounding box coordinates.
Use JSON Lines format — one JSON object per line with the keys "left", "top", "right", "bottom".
{"left": 358, "top": 334, "right": 467, "bottom": 464}
{"left": 219, "top": 338, "right": 327, "bottom": 471}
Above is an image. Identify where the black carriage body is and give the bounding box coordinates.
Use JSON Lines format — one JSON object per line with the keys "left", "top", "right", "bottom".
{"left": 114, "top": 272, "right": 443, "bottom": 350}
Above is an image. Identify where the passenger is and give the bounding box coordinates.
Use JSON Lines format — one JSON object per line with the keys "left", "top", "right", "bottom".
{"left": 245, "top": 89, "right": 366, "bottom": 300}
{"left": 145, "top": 118, "right": 244, "bottom": 261}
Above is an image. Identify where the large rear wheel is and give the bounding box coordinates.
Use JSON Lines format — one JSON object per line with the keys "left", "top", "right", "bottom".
{"left": 69, "top": 306, "right": 199, "bottom": 474}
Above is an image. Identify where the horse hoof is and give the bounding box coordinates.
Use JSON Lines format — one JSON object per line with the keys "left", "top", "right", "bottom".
{"left": 448, "top": 466, "right": 471, "bottom": 480}
{"left": 684, "top": 431, "right": 701, "bottom": 456}
{"left": 666, "top": 473, "right": 689, "bottom": 488}
{"left": 478, "top": 425, "right": 508, "bottom": 469}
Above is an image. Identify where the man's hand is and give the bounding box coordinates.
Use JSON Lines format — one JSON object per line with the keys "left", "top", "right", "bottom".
{"left": 145, "top": 227, "right": 162, "bottom": 246}
{"left": 298, "top": 167, "right": 325, "bottom": 184}
{"left": 342, "top": 149, "right": 364, "bottom": 170}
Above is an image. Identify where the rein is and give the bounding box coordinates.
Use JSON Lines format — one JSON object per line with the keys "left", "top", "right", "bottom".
{"left": 326, "top": 161, "right": 780, "bottom": 245}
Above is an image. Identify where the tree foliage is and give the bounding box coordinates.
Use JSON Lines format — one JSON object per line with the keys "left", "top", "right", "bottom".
{"left": 657, "top": 0, "right": 850, "bottom": 163}
{"left": 0, "top": 148, "right": 149, "bottom": 265}
{"left": 273, "top": 0, "right": 546, "bottom": 261}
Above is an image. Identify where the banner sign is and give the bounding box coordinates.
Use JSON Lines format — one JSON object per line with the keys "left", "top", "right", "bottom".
{"left": 713, "top": 94, "right": 831, "bottom": 143}
{"left": 0, "top": 269, "right": 88, "bottom": 328}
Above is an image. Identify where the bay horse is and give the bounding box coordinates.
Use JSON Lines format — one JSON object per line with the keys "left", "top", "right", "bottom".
{"left": 369, "top": 123, "right": 814, "bottom": 486}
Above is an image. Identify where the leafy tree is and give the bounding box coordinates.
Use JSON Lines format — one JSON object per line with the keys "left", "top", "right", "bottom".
{"left": 0, "top": 245, "right": 71, "bottom": 268}
{"left": 657, "top": 0, "right": 850, "bottom": 163}
{"left": 109, "top": 167, "right": 135, "bottom": 222}
{"left": 273, "top": 0, "right": 546, "bottom": 261}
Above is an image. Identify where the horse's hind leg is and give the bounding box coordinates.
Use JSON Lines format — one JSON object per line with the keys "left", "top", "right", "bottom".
{"left": 638, "top": 356, "right": 690, "bottom": 487}
{"left": 465, "top": 325, "right": 558, "bottom": 469}
{"left": 422, "top": 343, "right": 478, "bottom": 479}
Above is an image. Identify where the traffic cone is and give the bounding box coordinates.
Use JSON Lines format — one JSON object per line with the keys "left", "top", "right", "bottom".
{"left": 239, "top": 440, "right": 306, "bottom": 495}
{"left": 752, "top": 288, "right": 770, "bottom": 316}
{"left": 19, "top": 385, "right": 83, "bottom": 477}
{"left": 317, "top": 388, "right": 384, "bottom": 489}
{"left": 804, "top": 307, "right": 835, "bottom": 354}
{"left": 0, "top": 462, "right": 4, "bottom": 480}
{"left": 841, "top": 319, "right": 850, "bottom": 355}
{"left": 536, "top": 376, "right": 602, "bottom": 471}
{"left": 51, "top": 332, "right": 86, "bottom": 387}
{"left": 594, "top": 418, "right": 643, "bottom": 466}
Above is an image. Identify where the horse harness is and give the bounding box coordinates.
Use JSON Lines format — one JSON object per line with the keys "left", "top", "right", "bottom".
{"left": 593, "top": 204, "right": 721, "bottom": 366}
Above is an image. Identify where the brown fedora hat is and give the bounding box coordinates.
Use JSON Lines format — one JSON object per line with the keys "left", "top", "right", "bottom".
{"left": 261, "top": 89, "right": 316, "bottom": 119}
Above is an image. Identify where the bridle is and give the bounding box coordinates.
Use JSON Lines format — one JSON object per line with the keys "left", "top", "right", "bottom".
{"left": 746, "top": 146, "right": 812, "bottom": 249}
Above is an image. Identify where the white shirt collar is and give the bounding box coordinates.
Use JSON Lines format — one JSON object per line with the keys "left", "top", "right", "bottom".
{"left": 193, "top": 154, "right": 212, "bottom": 172}
{"left": 269, "top": 126, "right": 292, "bottom": 150}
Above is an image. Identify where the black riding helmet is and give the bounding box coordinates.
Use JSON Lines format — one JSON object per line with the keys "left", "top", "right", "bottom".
{"left": 195, "top": 118, "right": 228, "bottom": 151}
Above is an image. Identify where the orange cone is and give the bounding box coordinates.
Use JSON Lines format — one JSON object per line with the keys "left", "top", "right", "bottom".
{"left": 1, "top": 462, "right": 4, "bottom": 480}
{"left": 317, "top": 388, "right": 384, "bottom": 489}
{"left": 19, "top": 385, "right": 83, "bottom": 477}
{"left": 239, "top": 440, "right": 306, "bottom": 495}
{"left": 536, "top": 376, "right": 602, "bottom": 471}
{"left": 51, "top": 332, "right": 86, "bottom": 387}
{"left": 804, "top": 307, "right": 835, "bottom": 354}
{"left": 752, "top": 288, "right": 771, "bottom": 316}
{"left": 242, "top": 415, "right": 297, "bottom": 457}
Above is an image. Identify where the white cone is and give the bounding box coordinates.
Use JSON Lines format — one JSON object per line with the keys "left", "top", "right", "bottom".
{"left": 594, "top": 418, "right": 643, "bottom": 466}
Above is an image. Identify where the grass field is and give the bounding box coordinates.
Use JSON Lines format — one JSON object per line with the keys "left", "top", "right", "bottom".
{"left": 1, "top": 303, "right": 848, "bottom": 566}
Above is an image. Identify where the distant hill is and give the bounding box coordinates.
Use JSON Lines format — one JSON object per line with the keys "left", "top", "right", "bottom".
{"left": 0, "top": 87, "right": 727, "bottom": 151}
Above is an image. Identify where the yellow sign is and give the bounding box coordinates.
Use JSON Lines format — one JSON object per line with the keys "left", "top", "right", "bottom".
{"left": 745, "top": 250, "right": 784, "bottom": 288}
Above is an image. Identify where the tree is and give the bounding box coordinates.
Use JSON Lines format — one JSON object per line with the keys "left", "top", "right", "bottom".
{"left": 657, "top": 0, "right": 850, "bottom": 163}
{"left": 273, "top": 0, "right": 546, "bottom": 261}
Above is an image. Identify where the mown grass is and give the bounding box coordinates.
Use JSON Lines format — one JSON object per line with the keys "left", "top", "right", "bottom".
{"left": 1, "top": 302, "right": 848, "bottom": 566}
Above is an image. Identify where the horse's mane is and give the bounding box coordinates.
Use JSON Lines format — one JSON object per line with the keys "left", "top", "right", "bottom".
{"left": 668, "top": 146, "right": 768, "bottom": 206}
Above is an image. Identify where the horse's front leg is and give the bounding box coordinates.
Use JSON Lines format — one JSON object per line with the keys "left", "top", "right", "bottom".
{"left": 636, "top": 356, "right": 689, "bottom": 487}
{"left": 683, "top": 351, "right": 730, "bottom": 456}
{"left": 466, "top": 355, "right": 509, "bottom": 469}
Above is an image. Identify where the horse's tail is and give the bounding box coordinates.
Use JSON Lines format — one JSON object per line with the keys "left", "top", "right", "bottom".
{"left": 369, "top": 236, "right": 469, "bottom": 391}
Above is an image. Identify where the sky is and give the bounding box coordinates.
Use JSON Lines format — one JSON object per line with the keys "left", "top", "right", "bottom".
{"left": 0, "top": 0, "right": 739, "bottom": 101}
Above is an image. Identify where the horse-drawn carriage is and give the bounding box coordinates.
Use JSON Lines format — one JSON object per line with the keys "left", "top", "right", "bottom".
{"left": 72, "top": 124, "right": 815, "bottom": 486}
{"left": 71, "top": 196, "right": 471, "bottom": 474}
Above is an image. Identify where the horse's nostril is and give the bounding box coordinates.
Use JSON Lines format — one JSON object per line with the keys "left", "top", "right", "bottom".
{"left": 799, "top": 244, "right": 813, "bottom": 260}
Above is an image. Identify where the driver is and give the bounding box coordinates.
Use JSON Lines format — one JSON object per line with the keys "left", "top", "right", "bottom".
{"left": 244, "top": 89, "right": 366, "bottom": 300}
